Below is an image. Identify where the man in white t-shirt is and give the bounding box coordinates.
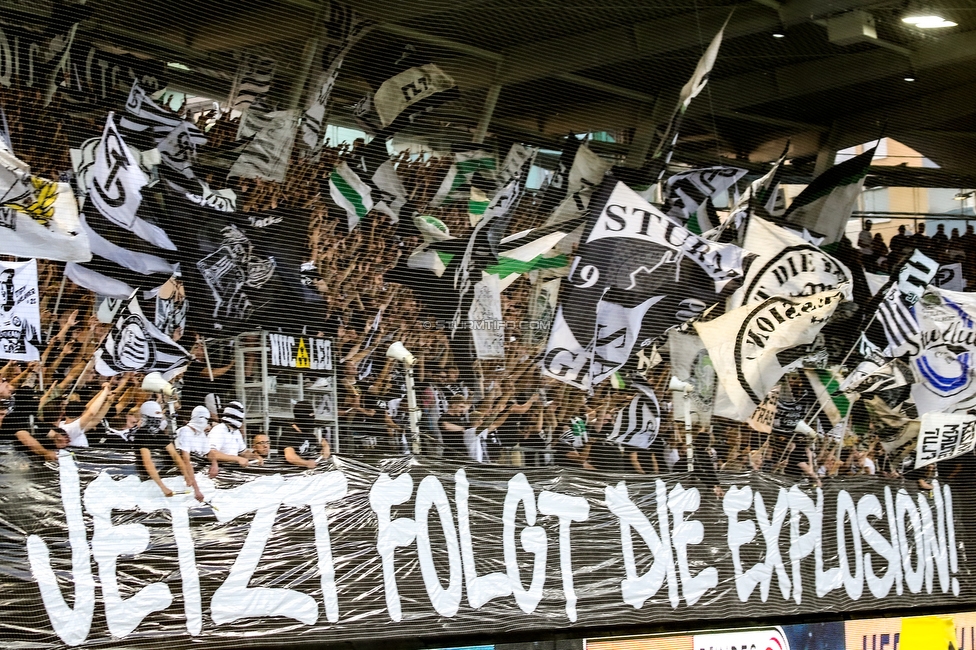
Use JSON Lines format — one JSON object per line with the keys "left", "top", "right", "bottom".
{"left": 13, "top": 382, "right": 120, "bottom": 461}
{"left": 207, "top": 401, "right": 261, "bottom": 477}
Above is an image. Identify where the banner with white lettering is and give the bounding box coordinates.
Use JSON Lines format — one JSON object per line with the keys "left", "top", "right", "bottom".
{"left": 915, "top": 412, "right": 976, "bottom": 469}
{"left": 2, "top": 451, "right": 973, "bottom": 648}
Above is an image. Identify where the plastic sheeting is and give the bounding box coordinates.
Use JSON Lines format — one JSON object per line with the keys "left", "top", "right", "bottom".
{"left": 0, "top": 447, "right": 972, "bottom": 648}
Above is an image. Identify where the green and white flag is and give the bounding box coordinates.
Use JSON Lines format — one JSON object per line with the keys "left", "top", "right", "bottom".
{"left": 468, "top": 186, "right": 490, "bottom": 225}
{"left": 486, "top": 229, "right": 570, "bottom": 290}
{"left": 429, "top": 150, "right": 495, "bottom": 207}
{"left": 784, "top": 147, "right": 875, "bottom": 245}
{"left": 804, "top": 368, "right": 852, "bottom": 427}
{"left": 329, "top": 161, "right": 373, "bottom": 231}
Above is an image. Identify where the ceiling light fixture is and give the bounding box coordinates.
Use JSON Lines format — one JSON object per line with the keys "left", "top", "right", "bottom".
{"left": 772, "top": 32, "right": 785, "bottom": 38}
{"left": 904, "top": 76, "right": 916, "bottom": 81}
{"left": 166, "top": 62, "right": 191, "bottom": 71}
{"left": 902, "top": 14, "right": 957, "bottom": 28}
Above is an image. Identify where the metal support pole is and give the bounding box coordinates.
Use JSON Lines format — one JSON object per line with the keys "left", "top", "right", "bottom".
{"left": 624, "top": 97, "right": 663, "bottom": 169}
{"left": 404, "top": 363, "right": 422, "bottom": 454}
{"left": 472, "top": 83, "right": 502, "bottom": 144}
{"left": 286, "top": 5, "right": 324, "bottom": 112}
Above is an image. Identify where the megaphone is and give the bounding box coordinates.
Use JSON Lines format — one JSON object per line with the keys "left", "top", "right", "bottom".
{"left": 386, "top": 341, "right": 416, "bottom": 366}
{"left": 668, "top": 377, "right": 694, "bottom": 393}
{"left": 142, "top": 372, "right": 174, "bottom": 396}
{"left": 794, "top": 420, "right": 815, "bottom": 437}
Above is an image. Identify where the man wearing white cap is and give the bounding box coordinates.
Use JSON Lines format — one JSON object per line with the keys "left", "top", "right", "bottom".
{"left": 207, "top": 400, "right": 261, "bottom": 477}
{"left": 134, "top": 401, "right": 201, "bottom": 500}
{"left": 176, "top": 405, "right": 211, "bottom": 502}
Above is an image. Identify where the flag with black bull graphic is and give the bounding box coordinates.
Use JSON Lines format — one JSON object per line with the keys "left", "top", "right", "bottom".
{"left": 94, "top": 296, "right": 191, "bottom": 377}
{"left": 543, "top": 177, "right": 749, "bottom": 390}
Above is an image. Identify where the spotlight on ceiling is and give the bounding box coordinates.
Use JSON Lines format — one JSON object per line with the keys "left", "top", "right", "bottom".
{"left": 902, "top": 14, "right": 957, "bottom": 28}
{"left": 904, "top": 76, "right": 916, "bottom": 81}
{"left": 772, "top": 32, "right": 785, "bottom": 38}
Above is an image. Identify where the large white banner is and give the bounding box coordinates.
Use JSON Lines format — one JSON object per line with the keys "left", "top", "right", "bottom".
{"left": 0, "top": 259, "right": 41, "bottom": 361}
{"left": 915, "top": 412, "right": 976, "bottom": 469}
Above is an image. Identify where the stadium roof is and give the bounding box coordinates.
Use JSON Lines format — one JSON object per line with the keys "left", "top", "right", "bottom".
{"left": 5, "top": 0, "right": 976, "bottom": 182}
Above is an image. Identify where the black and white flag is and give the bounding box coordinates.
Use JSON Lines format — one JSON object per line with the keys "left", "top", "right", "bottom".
{"left": 228, "top": 109, "right": 299, "bottom": 182}
{"left": 877, "top": 284, "right": 920, "bottom": 358}
{"left": 607, "top": 380, "right": 661, "bottom": 449}
{"left": 66, "top": 114, "right": 178, "bottom": 298}
{"left": 0, "top": 259, "right": 41, "bottom": 362}
{"left": 230, "top": 52, "right": 275, "bottom": 113}
{"left": 120, "top": 82, "right": 206, "bottom": 147}
{"left": 158, "top": 121, "right": 237, "bottom": 213}
{"left": 730, "top": 215, "right": 851, "bottom": 308}
{"left": 94, "top": 297, "right": 191, "bottom": 378}
{"left": 497, "top": 143, "right": 538, "bottom": 187}
{"left": 696, "top": 287, "right": 849, "bottom": 421}
{"left": 898, "top": 249, "right": 938, "bottom": 305}
{"left": 935, "top": 263, "right": 966, "bottom": 292}
{"left": 89, "top": 112, "right": 149, "bottom": 231}
{"left": 302, "top": 4, "right": 374, "bottom": 150}
{"left": 543, "top": 177, "right": 749, "bottom": 389}
{"left": 664, "top": 166, "right": 746, "bottom": 224}
{"left": 874, "top": 250, "right": 937, "bottom": 358}
{"left": 0, "top": 141, "right": 90, "bottom": 263}
{"left": 372, "top": 64, "right": 456, "bottom": 129}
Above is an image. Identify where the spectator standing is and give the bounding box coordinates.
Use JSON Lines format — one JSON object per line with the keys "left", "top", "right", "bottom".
{"left": 962, "top": 224, "right": 976, "bottom": 287}
{"left": 871, "top": 233, "right": 889, "bottom": 273}
{"left": 911, "top": 222, "right": 932, "bottom": 257}
{"left": 931, "top": 223, "right": 949, "bottom": 261}
{"left": 888, "top": 224, "right": 910, "bottom": 266}
{"left": 857, "top": 220, "right": 875, "bottom": 271}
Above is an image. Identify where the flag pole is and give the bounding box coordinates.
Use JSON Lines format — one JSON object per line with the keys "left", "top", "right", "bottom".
{"left": 802, "top": 309, "right": 880, "bottom": 428}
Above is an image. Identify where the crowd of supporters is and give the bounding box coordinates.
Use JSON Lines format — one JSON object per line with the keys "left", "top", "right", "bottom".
{"left": 0, "top": 99, "right": 966, "bottom": 498}
{"left": 856, "top": 218, "right": 976, "bottom": 279}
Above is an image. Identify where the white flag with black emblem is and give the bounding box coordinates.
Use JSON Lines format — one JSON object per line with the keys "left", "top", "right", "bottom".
{"left": 89, "top": 112, "right": 148, "bottom": 231}
{"left": 607, "top": 380, "right": 661, "bottom": 449}
{"left": 95, "top": 297, "right": 191, "bottom": 378}
{"left": 934, "top": 263, "right": 964, "bottom": 292}
{"left": 695, "top": 286, "right": 849, "bottom": 421}
{"left": 898, "top": 249, "right": 938, "bottom": 304}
